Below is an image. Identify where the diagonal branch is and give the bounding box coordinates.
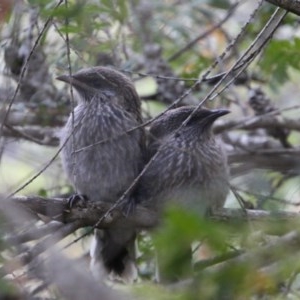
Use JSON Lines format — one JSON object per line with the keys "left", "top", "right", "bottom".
{"left": 265, "top": 0, "right": 300, "bottom": 16}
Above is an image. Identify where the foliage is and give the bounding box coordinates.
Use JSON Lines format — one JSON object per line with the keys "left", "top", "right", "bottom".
{"left": 260, "top": 38, "right": 300, "bottom": 87}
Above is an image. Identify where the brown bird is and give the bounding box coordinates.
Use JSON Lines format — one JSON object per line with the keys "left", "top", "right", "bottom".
{"left": 134, "top": 106, "right": 230, "bottom": 281}
{"left": 57, "top": 66, "right": 145, "bottom": 281}
{"left": 136, "top": 106, "right": 229, "bottom": 213}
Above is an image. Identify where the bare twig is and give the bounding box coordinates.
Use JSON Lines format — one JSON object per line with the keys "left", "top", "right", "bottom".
{"left": 168, "top": 3, "right": 239, "bottom": 62}
{"left": 5, "top": 222, "right": 63, "bottom": 244}
{"left": 212, "top": 209, "right": 300, "bottom": 223}
{"left": 2, "top": 221, "right": 81, "bottom": 276}
{"left": 215, "top": 114, "right": 300, "bottom": 133}
{"left": 0, "top": 0, "right": 64, "bottom": 134}
{"left": 213, "top": 230, "right": 300, "bottom": 269}
{"left": 3, "top": 124, "right": 59, "bottom": 146}
{"left": 265, "top": 0, "right": 300, "bottom": 16}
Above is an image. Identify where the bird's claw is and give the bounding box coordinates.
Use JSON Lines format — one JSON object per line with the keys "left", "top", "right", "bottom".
{"left": 121, "top": 196, "right": 136, "bottom": 217}
{"left": 67, "top": 194, "right": 88, "bottom": 209}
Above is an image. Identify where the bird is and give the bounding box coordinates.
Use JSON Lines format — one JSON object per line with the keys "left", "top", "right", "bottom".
{"left": 133, "top": 106, "right": 230, "bottom": 281}
{"left": 57, "top": 66, "right": 146, "bottom": 281}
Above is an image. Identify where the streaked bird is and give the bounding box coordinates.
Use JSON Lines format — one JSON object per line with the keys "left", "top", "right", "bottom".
{"left": 134, "top": 106, "right": 230, "bottom": 281}
{"left": 57, "top": 66, "right": 146, "bottom": 281}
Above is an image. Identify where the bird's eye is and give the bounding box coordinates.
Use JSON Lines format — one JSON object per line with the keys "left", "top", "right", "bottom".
{"left": 174, "top": 132, "right": 180, "bottom": 138}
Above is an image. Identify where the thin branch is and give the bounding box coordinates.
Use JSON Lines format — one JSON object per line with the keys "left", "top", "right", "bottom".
{"left": 2, "top": 221, "right": 81, "bottom": 276}
{"left": 3, "top": 124, "right": 59, "bottom": 146}
{"left": 21, "top": 221, "right": 81, "bottom": 264}
{"left": 194, "top": 249, "right": 244, "bottom": 271}
{"left": 168, "top": 3, "right": 239, "bottom": 62}
{"left": 1, "top": 109, "right": 66, "bottom": 127}
{"left": 174, "top": 231, "right": 300, "bottom": 291}
{"left": 0, "top": 0, "right": 64, "bottom": 135}
{"left": 213, "top": 230, "right": 300, "bottom": 269}
{"left": 5, "top": 222, "right": 63, "bottom": 244}
{"left": 212, "top": 208, "right": 300, "bottom": 223}
{"left": 265, "top": 0, "right": 300, "bottom": 16}
{"left": 215, "top": 114, "right": 300, "bottom": 133}
{"left": 229, "top": 151, "right": 300, "bottom": 177}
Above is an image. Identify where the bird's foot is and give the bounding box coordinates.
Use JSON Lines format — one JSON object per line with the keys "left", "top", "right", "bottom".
{"left": 120, "top": 196, "right": 136, "bottom": 217}
{"left": 67, "top": 194, "right": 88, "bottom": 209}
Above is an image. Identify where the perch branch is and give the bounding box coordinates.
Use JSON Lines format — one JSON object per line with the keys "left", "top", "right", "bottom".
{"left": 11, "top": 195, "right": 159, "bottom": 229}
{"left": 10, "top": 195, "right": 300, "bottom": 231}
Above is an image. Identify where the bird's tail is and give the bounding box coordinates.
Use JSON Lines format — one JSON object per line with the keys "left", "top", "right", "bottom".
{"left": 90, "top": 228, "right": 137, "bottom": 282}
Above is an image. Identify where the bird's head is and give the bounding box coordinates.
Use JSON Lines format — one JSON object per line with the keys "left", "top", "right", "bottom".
{"left": 57, "top": 67, "right": 139, "bottom": 106}
{"left": 150, "top": 106, "right": 229, "bottom": 139}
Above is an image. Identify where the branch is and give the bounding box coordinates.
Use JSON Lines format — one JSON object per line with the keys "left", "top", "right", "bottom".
{"left": 265, "top": 0, "right": 300, "bottom": 16}
{"left": 5, "top": 195, "right": 300, "bottom": 282}
{"left": 214, "top": 230, "right": 300, "bottom": 269}
{"left": 228, "top": 150, "right": 300, "bottom": 176}
{"left": 212, "top": 208, "right": 300, "bottom": 223}
{"left": 167, "top": 3, "right": 238, "bottom": 62}
{"left": 5, "top": 221, "right": 63, "bottom": 244}
{"left": 215, "top": 115, "right": 300, "bottom": 133}
{"left": 20, "top": 221, "right": 81, "bottom": 265}
{"left": 0, "top": 221, "right": 81, "bottom": 276}
{"left": 11, "top": 195, "right": 300, "bottom": 230}
{"left": 3, "top": 124, "right": 59, "bottom": 146}
{"left": 2, "top": 109, "right": 66, "bottom": 127}
{"left": 173, "top": 230, "right": 300, "bottom": 291}
{"left": 11, "top": 195, "right": 159, "bottom": 229}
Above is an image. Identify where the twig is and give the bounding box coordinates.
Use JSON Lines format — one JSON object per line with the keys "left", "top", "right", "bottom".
{"left": 212, "top": 209, "right": 300, "bottom": 223}
{"left": 2, "top": 221, "right": 81, "bottom": 276}
{"left": 213, "top": 230, "right": 300, "bottom": 270}
{"left": 194, "top": 249, "right": 244, "bottom": 271}
{"left": 5, "top": 222, "right": 63, "bottom": 244}
{"left": 265, "top": 0, "right": 300, "bottom": 16}
{"left": 4, "top": 123, "right": 59, "bottom": 146}
{"left": 168, "top": 3, "right": 239, "bottom": 62}
{"left": 215, "top": 114, "right": 300, "bottom": 133}
{"left": 0, "top": 0, "right": 64, "bottom": 135}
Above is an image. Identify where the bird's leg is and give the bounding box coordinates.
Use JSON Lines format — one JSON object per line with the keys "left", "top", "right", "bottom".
{"left": 67, "top": 194, "right": 88, "bottom": 209}
{"left": 119, "top": 195, "right": 136, "bottom": 217}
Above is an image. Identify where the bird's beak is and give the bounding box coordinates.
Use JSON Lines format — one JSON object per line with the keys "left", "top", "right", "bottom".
{"left": 56, "top": 74, "right": 72, "bottom": 84}
{"left": 56, "top": 74, "right": 88, "bottom": 91}
{"left": 211, "top": 109, "right": 230, "bottom": 118}
{"left": 203, "top": 109, "right": 230, "bottom": 126}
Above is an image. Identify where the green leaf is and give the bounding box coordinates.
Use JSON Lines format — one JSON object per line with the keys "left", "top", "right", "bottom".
{"left": 208, "top": 0, "right": 231, "bottom": 9}
{"left": 50, "top": 3, "right": 83, "bottom": 19}
{"left": 38, "top": 188, "right": 48, "bottom": 197}
{"left": 260, "top": 38, "right": 300, "bottom": 87}
{"left": 152, "top": 206, "right": 229, "bottom": 280}
{"left": 59, "top": 24, "right": 81, "bottom": 34}
{"left": 99, "top": 0, "right": 128, "bottom": 23}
